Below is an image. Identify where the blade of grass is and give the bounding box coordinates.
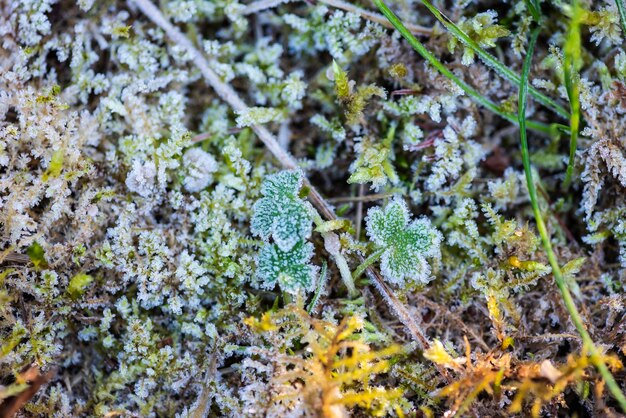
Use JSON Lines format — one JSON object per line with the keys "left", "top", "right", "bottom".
{"left": 616, "top": 0, "right": 626, "bottom": 38}
{"left": 407, "top": 0, "right": 569, "bottom": 119}
{"left": 352, "top": 247, "right": 385, "bottom": 280}
{"left": 523, "top": 0, "right": 540, "bottom": 23}
{"left": 562, "top": 0, "right": 582, "bottom": 188}
{"left": 518, "top": 25, "right": 626, "bottom": 413}
{"left": 307, "top": 261, "right": 327, "bottom": 313}
{"left": 373, "top": 0, "right": 563, "bottom": 136}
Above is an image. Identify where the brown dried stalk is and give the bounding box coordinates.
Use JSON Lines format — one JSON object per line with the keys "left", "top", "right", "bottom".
{"left": 241, "top": 0, "right": 433, "bottom": 35}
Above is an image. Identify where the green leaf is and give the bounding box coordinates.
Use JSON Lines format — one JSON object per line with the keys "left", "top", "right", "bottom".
{"left": 26, "top": 242, "right": 48, "bottom": 270}
{"left": 257, "top": 241, "right": 317, "bottom": 293}
{"left": 67, "top": 273, "right": 94, "bottom": 299}
{"left": 561, "top": 257, "right": 585, "bottom": 298}
{"left": 42, "top": 148, "right": 64, "bottom": 182}
{"left": 332, "top": 60, "right": 350, "bottom": 100}
{"left": 251, "top": 170, "right": 312, "bottom": 251}
{"left": 563, "top": 0, "right": 583, "bottom": 189}
{"left": 365, "top": 199, "right": 441, "bottom": 286}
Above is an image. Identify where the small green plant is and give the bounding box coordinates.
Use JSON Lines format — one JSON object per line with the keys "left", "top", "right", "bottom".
{"left": 252, "top": 170, "right": 319, "bottom": 293}
{"left": 257, "top": 241, "right": 317, "bottom": 293}
{"left": 332, "top": 60, "right": 386, "bottom": 125}
{"left": 448, "top": 11, "right": 510, "bottom": 65}
{"left": 348, "top": 125, "right": 399, "bottom": 190}
{"left": 365, "top": 199, "right": 441, "bottom": 286}
{"left": 251, "top": 170, "right": 312, "bottom": 251}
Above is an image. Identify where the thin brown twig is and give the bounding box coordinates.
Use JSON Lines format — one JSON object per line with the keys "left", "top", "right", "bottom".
{"left": 328, "top": 192, "right": 394, "bottom": 203}
{"left": 241, "top": 0, "right": 433, "bottom": 35}
{"left": 130, "top": 0, "right": 450, "bottom": 382}
{"left": 355, "top": 183, "right": 365, "bottom": 240}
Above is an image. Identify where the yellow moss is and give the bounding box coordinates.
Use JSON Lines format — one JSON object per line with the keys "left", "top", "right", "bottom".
{"left": 388, "top": 63, "right": 408, "bottom": 80}
{"left": 245, "top": 305, "right": 405, "bottom": 417}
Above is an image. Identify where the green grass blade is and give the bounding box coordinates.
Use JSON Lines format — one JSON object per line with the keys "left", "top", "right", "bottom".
{"left": 373, "top": 0, "right": 557, "bottom": 135}
{"left": 352, "top": 247, "right": 385, "bottom": 280}
{"left": 307, "top": 261, "right": 327, "bottom": 313}
{"left": 518, "top": 25, "right": 626, "bottom": 413}
{"left": 523, "top": 0, "right": 540, "bottom": 23}
{"left": 616, "top": 0, "right": 626, "bottom": 38}
{"left": 412, "top": 0, "right": 569, "bottom": 119}
{"left": 562, "top": 0, "right": 582, "bottom": 188}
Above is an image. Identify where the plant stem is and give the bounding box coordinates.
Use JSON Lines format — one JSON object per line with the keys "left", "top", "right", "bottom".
{"left": 616, "top": 0, "right": 626, "bottom": 38}
{"left": 518, "top": 25, "right": 626, "bottom": 413}
{"left": 562, "top": 0, "right": 582, "bottom": 189}
{"left": 373, "top": 0, "right": 560, "bottom": 136}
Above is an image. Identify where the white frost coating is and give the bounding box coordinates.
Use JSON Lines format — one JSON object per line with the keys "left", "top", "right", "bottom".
{"left": 365, "top": 198, "right": 441, "bottom": 286}
{"left": 126, "top": 159, "right": 157, "bottom": 198}
{"left": 251, "top": 170, "right": 312, "bottom": 251}
{"left": 235, "top": 106, "right": 283, "bottom": 127}
{"left": 182, "top": 148, "right": 218, "bottom": 192}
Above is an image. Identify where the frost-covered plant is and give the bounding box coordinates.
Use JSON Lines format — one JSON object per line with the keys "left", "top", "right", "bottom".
{"left": 332, "top": 60, "right": 386, "bottom": 125}
{"left": 348, "top": 134, "right": 398, "bottom": 190}
{"left": 245, "top": 305, "right": 407, "bottom": 417}
{"left": 236, "top": 106, "right": 285, "bottom": 127}
{"left": 577, "top": 2, "right": 622, "bottom": 45}
{"left": 181, "top": 147, "right": 218, "bottom": 192}
{"left": 3, "top": 0, "right": 626, "bottom": 414}
{"left": 448, "top": 11, "right": 510, "bottom": 65}
{"left": 257, "top": 241, "right": 317, "bottom": 293}
{"left": 283, "top": 6, "right": 384, "bottom": 64}
{"left": 365, "top": 198, "right": 441, "bottom": 286}
{"left": 425, "top": 116, "right": 485, "bottom": 195}
{"left": 251, "top": 169, "right": 312, "bottom": 251}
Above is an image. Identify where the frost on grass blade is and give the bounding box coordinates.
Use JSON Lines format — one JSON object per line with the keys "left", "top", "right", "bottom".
{"left": 365, "top": 198, "right": 441, "bottom": 286}
{"left": 257, "top": 241, "right": 317, "bottom": 293}
{"left": 251, "top": 170, "right": 312, "bottom": 251}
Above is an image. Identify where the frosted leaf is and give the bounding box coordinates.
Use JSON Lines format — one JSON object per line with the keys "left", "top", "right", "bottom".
{"left": 257, "top": 241, "right": 317, "bottom": 293}
{"left": 365, "top": 198, "right": 441, "bottom": 286}
{"left": 259, "top": 169, "right": 301, "bottom": 197}
{"left": 251, "top": 170, "right": 312, "bottom": 251}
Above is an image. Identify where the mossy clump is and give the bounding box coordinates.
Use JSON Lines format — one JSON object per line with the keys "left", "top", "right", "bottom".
{"left": 1, "top": 0, "right": 626, "bottom": 416}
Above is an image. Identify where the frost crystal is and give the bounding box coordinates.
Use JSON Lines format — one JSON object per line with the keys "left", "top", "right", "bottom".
{"left": 126, "top": 159, "right": 157, "bottom": 198}
{"left": 366, "top": 199, "right": 441, "bottom": 286}
{"left": 257, "top": 241, "right": 317, "bottom": 293}
{"left": 251, "top": 170, "right": 312, "bottom": 251}
{"left": 182, "top": 147, "right": 218, "bottom": 192}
